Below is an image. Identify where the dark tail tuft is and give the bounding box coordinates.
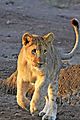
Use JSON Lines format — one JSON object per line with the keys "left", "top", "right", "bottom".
{"left": 71, "top": 18, "right": 79, "bottom": 29}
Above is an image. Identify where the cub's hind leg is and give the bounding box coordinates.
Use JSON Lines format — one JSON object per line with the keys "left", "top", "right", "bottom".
{"left": 27, "top": 83, "right": 35, "bottom": 98}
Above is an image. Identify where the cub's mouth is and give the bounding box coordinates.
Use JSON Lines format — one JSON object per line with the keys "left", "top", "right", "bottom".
{"left": 37, "top": 62, "right": 44, "bottom": 68}
{"left": 33, "top": 62, "right": 45, "bottom": 69}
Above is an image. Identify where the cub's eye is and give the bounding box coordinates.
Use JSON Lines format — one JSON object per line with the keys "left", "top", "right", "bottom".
{"left": 44, "top": 49, "right": 47, "bottom": 54}
{"left": 32, "top": 49, "right": 36, "bottom": 54}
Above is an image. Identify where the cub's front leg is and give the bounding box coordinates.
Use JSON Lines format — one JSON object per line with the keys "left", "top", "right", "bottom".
{"left": 39, "top": 96, "right": 49, "bottom": 117}
{"left": 39, "top": 69, "right": 59, "bottom": 120}
{"left": 17, "top": 75, "right": 30, "bottom": 110}
{"left": 30, "top": 75, "right": 45, "bottom": 114}
{"left": 42, "top": 84, "right": 58, "bottom": 120}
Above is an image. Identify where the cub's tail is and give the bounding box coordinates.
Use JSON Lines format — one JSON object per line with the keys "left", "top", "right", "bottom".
{"left": 0, "top": 70, "right": 17, "bottom": 95}
{"left": 61, "top": 18, "right": 80, "bottom": 60}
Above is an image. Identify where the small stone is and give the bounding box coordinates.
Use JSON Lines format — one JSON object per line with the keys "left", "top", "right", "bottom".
{"left": 6, "top": 20, "right": 11, "bottom": 25}
{"left": 0, "top": 111, "right": 5, "bottom": 114}
{"left": 15, "top": 112, "right": 21, "bottom": 117}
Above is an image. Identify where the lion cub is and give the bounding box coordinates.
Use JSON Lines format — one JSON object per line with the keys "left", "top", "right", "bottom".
{"left": 17, "top": 32, "right": 56, "bottom": 113}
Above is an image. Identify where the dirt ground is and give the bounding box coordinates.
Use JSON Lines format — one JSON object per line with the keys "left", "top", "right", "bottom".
{"left": 0, "top": 0, "right": 80, "bottom": 120}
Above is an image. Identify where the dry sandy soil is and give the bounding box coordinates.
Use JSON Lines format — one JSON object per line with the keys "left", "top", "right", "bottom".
{"left": 0, "top": 0, "right": 80, "bottom": 120}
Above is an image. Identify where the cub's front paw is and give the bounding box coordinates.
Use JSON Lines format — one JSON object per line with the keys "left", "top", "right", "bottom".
{"left": 39, "top": 111, "right": 46, "bottom": 117}
{"left": 30, "top": 100, "right": 37, "bottom": 115}
{"left": 42, "top": 114, "right": 57, "bottom": 120}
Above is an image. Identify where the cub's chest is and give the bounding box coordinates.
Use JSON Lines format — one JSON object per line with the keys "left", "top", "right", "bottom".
{"left": 30, "top": 69, "right": 45, "bottom": 83}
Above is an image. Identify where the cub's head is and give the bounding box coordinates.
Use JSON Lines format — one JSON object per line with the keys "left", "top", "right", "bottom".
{"left": 22, "top": 32, "right": 54, "bottom": 69}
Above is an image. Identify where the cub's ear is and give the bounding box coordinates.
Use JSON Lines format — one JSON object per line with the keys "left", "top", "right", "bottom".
{"left": 43, "top": 32, "right": 55, "bottom": 43}
{"left": 22, "top": 32, "right": 32, "bottom": 45}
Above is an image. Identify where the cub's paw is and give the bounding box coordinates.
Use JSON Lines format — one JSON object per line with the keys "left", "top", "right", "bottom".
{"left": 39, "top": 111, "right": 46, "bottom": 117}
{"left": 30, "top": 100, "right": 37, "bottom": 115}
{"left": 42, "top": 114, "right": 57, "bottom": 120}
